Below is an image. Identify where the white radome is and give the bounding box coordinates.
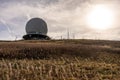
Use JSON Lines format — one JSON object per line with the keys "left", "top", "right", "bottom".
{"left": 26, "top": 18, "right": 48, "bottom": 35}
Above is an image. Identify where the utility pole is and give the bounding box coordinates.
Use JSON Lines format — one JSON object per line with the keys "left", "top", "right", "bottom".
{"left": 61, "top": 36, "right": 62, "bottom": 40}
{"left": 73, "top": 33, "right": 75, "bottom": 39}
{"left": 67, "top": 29, "right": 70, "bottom": 39}
{"left": 15, "top": 36, "right": 17, "bottom": 41}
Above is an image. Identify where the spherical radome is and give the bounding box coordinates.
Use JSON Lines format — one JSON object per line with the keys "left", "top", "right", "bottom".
{"left": 26, "top": 18, "right": 48, "bottom": 35}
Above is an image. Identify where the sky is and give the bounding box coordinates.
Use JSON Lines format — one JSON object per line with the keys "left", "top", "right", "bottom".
{"left": 0, "top": 0, "right": 120, "bottom": 40}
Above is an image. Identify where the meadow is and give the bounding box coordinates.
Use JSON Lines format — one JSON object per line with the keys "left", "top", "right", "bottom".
{"left": 0, "top": 39, "right": 120, "bottom": 80}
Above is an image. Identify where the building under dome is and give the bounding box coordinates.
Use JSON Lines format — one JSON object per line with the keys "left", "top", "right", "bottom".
{"left": 23, "top": 18, "right": 50, "bottom": 40}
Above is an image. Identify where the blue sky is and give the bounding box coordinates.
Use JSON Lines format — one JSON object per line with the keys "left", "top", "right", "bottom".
{"left": 0, "top": 0, "right": 120, "bottom": 40}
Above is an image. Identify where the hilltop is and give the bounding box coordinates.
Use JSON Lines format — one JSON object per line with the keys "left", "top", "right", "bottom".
{"left": 0, "top": 39, "right": 120, "bottom": 80}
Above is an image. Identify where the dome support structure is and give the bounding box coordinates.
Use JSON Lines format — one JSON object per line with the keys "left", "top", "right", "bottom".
{"left": 23, "top": 34, "right": 50, "bottom": 40}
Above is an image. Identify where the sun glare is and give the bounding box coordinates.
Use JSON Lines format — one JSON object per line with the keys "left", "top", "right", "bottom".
{"left": 86, "top": 5, "right": 115, "bottom": 30}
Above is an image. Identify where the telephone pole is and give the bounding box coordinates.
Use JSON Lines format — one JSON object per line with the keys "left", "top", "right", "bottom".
{"left": 67, "top": 29, "right": 70, "bottom": 39}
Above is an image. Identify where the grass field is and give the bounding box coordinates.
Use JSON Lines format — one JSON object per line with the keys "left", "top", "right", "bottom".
{"left": 0, "top": 39, "right": 120, "bottom": 80}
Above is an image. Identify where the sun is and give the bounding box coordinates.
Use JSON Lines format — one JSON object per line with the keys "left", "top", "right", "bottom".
{"left": 86, "top": 5, "right": 115, "bottom": 30}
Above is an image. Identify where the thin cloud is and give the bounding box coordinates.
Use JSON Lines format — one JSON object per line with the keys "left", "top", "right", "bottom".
{"left": 0, "top": 0, "right": 120, "bottom": 40}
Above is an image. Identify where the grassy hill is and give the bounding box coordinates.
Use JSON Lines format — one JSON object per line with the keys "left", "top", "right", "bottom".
{"left": 0, "top": 39, "right": 120, "bottom": 80}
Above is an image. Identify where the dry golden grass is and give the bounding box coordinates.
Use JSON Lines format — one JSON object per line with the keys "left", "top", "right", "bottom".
{"left": 0, "top": 39, "right": 120, "bottom": 80}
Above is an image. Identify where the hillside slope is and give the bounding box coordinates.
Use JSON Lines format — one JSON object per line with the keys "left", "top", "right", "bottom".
{"left": 0, "top": 39, "right": 120, "bottom": 80}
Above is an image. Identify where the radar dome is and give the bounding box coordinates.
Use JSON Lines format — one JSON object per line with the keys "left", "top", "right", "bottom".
{"left": 26, "top": 18, "right": 48, "bottom": 35}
